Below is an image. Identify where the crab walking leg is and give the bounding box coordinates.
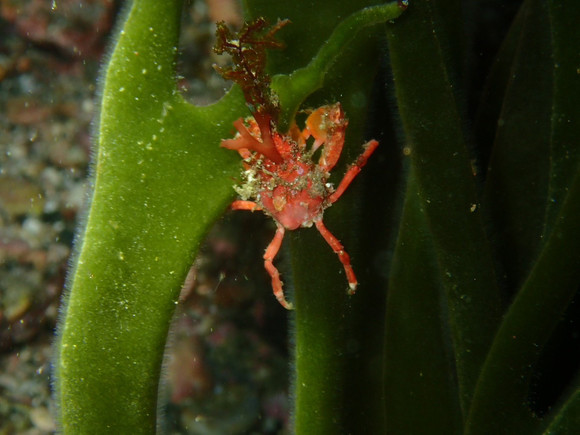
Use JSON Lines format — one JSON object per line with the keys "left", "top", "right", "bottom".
{"left": 329, "top": 139, "right": 379, "bottom": 204}
{"left": 263, "top": 224, "right": 293, "bottom": 309}
{"left": 231, "top": 200, "right": 292, "bottom": 308}
{"left": 314, "top": 219, "right": 358, "bottom": 294}
{"left": 231, "top": 200, "right": 263, "bottom": 211}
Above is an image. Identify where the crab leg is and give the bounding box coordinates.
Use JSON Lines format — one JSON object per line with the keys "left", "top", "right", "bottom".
{"left": 263, "top": 224, "right": 293, "bottom": 309}
{"left": 314, "top": 219, "right": 357, "bottom": 294}
{"left": 231, "top": 200, "right": 262, "bottom": 211}
{"left": 329, "top": 139, "right": 379, "bottom": 204}
{"left": 231, "top": 200, "right": 292, "bottom": 308}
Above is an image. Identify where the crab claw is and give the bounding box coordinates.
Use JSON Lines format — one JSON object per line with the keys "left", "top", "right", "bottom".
{"left": 303, "top": 103, "right": 348, "bottom": 172}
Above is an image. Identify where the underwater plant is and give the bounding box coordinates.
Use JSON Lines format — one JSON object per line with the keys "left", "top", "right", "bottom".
{"left": 54, "top": 0, "right": 580, "bottom": 433}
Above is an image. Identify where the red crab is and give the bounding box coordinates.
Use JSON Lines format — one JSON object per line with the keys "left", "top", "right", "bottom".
{"left": 222, "top": 103, "right": 378, "bottom": 309}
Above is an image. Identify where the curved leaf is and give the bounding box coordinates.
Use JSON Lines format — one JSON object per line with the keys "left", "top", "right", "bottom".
{"left": 385, "top": 169, "right": 463, "bottom": 434}
{"left": 465, "top": 0, "right": 580, "bottom": 432}
{"left": 466, "top": 161, "right": 580, "bottom": 434}
{"left": 385, "top": 0, "right": 502, "bottom": 413}
{"left": 480, "top": 0, "right": 552, "bottom": 293}
{"left": 543, "top": 389, "right": 580, "bottom": 434}
{"left": 271, "top": 2, "right": 407, "bottom": 130}
{"left": 54, "top": 0, "right": 246, "bottom": 432}
{"left": 543, "top": 0, "right": 580, "bottom": 235}
{"left": 473, "top": 4, "right": 526, "bottom": 172}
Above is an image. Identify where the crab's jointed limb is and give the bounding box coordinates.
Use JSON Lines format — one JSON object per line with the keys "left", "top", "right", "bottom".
{"left": 263, "top": 224, "right": 293, "bottom": 310}
{"left": 329, "top": 139, "right": 379, "bottom": 204}
{"left": 231, "top": 200, "right": 293, "bottom": 309}
{"left": 231, "top": 200, "right": 262, "bottom": 212}
{"left": 314, "top": 219, "right": 357, "bottom": 294}
{"left": 308, "top": 140, "right": 379, "bottom": 296}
